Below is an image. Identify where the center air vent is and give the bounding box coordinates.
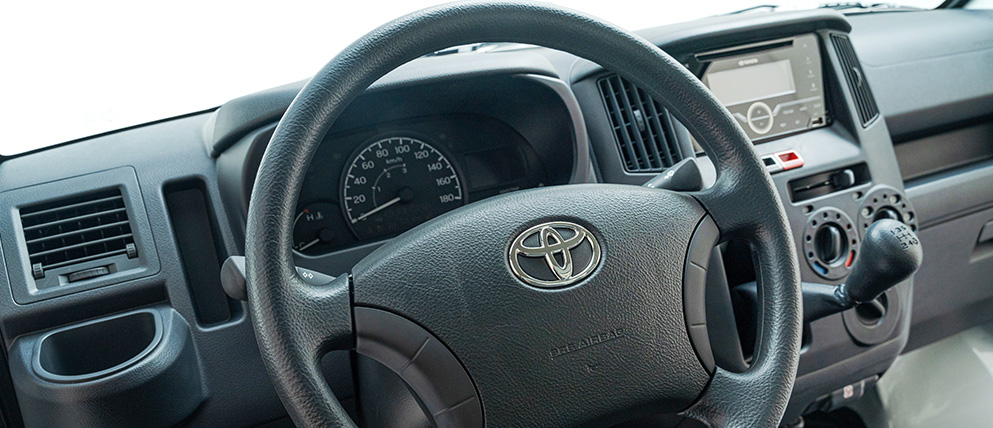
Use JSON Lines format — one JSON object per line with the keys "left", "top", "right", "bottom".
{"left": 20, "top": 188, "right": 137, "bottom": 280}
{"left": 831, "top": 34, "right": 879, "bottom": 127}
{"left": 598, "top": 75, "right": 684, "bottom": 173}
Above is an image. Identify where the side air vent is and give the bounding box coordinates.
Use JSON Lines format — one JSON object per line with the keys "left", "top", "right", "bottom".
{"left": 20, "top": 188, "right": 137, "bottom": 280}
{"left": 598, "top": 74, "right": 684, "bottom": 173}
{"left": 832, "top": 34, "right": 879, "bottom": 127}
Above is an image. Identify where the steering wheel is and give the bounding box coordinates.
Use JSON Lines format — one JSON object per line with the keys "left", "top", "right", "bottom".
{"left": 246, "top": 2, "right": 802, "bottom": 427}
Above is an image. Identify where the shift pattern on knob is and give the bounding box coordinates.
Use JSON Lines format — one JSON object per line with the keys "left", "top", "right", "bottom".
{"left": 842, "top": 219, "right": 922, "bottom": 304}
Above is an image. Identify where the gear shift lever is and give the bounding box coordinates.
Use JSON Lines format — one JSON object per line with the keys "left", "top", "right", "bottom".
{"left": 735, "top": 219, "right": 923, "bottom": 324}
{"left": 803, "top": 219, "right": 922, "bottom": 322}
{"left": 840, "top": 219, "right": 922, "bottom": 303}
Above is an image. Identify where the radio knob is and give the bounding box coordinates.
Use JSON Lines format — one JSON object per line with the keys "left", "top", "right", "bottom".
{"left": 746, "top": 101, "right": 774, "bottom": 135}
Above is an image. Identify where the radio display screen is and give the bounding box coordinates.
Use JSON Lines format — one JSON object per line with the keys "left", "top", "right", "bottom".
{"left": 707, "top": 59, "right": 796, "bottom": 106}
{"left": 701, "top": 34, "right": 827, "bottom": 142}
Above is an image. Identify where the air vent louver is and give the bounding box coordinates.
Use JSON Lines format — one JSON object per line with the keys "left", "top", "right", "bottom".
{"left": 832, "top": 34, "right": 879, "bottom": 127}
{"left": 20, "top": 189, "right": 137, "bottom": 279}
{"left": 598, "top": 75, "right": 684, "bottom": 173}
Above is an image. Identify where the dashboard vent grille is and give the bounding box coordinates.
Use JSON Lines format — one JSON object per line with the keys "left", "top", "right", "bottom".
{"left": 598, "top": 75, "right": 684, "bottom": 172}
{"left": 20, "top": 188, "right": 137, "bottom": 278}
{"left": 832, "top": 34, "right": 879, "bottom": 127}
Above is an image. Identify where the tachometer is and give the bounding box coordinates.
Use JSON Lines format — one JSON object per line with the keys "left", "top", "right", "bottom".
{"left": 341, "top": 136, "right": 465, "bottom": 240}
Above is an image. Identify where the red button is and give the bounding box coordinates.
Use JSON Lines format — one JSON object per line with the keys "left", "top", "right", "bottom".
{"left": 775, "top": 150, "right": 805, "bottom": 171}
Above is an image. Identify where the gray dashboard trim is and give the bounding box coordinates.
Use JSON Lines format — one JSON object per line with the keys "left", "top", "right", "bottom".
{"left": 526, "top": 74, "right": 595, "bottom": 185}
{"left": 207, "top": 51, "right": 560, "bottom": 157}
{"left": 906, "top": 159, "right": 993, "bottom": 228}
{"left": 570, "top": 9, "right": 851, "bottom": 82}
{"left": 849, "top": 10, "right": 993, "bottom": 138}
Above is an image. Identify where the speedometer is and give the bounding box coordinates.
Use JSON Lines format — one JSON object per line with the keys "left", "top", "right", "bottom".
{"left": 341, "top": 136, "right": 465, "bottom": 240}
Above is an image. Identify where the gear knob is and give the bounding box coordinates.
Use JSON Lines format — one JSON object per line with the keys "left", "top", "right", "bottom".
{"left": 842, "top": 219, "right": 923, "bottom": 303}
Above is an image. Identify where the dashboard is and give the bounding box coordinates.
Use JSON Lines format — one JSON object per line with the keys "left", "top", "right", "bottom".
{"left": 0, "top": 7, "right": 991, "bottom": 428}
{"left": 283, "top": 33, "right": 832, "bottom": 257}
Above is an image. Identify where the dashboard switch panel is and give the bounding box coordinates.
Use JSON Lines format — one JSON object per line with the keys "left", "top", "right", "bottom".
{"left": 762, "top": 155, "right": 785, "bottom": 174}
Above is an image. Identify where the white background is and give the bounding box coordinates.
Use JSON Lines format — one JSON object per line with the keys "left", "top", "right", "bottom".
{"left": 0, "top": 0, "right": 941, "bottom": 155}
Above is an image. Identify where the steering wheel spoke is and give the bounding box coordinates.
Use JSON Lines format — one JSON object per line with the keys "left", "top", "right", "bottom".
{"left": 684, "top": 180, "right": 804, "bottom": 427}
{"left": 281, "top": 274, "right": 353, "bottom": 355}
{"left": 247, "top": 262, "right": 355, "bottom": 425}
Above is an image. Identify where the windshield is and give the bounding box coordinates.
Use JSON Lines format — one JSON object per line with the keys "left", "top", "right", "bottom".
{"left": 0, "top": 0, "right": 942, "bottom": 155}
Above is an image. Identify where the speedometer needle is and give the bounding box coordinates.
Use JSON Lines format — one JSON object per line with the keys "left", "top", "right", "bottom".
{"left": 352, "top": 196, "right": 402, "bottom": 223}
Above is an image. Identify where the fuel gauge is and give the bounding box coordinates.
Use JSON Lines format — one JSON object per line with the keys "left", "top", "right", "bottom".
{"left": 292, "top": 202, "right": 355, "bottom": 255}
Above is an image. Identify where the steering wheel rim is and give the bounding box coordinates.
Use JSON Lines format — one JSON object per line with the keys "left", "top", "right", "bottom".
{"left": 246, "top": 2, "right": 802, "bottom": 427}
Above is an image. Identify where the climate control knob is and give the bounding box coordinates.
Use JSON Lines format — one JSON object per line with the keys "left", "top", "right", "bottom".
{"left": 814, "top": 224, "right": 846, "bottom": 264}
{"left": 859, "top": 186, "right": 917, "bottom": 236}
{"left": 803, "top": 207, "right": 859, "bottom": 280}
{"left": 873, "top": 207, "right": 902, "bottom": 223}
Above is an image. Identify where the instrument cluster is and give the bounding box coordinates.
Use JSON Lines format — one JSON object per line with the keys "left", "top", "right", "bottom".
{"left": 292, "top": 114, "right": 551, "bottom": 255}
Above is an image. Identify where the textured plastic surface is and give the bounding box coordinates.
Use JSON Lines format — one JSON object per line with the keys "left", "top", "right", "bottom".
{"left": 684, "top": 216, "right": 720, "bottom": 373}
{"left": 843, "top": 288, "right": 901, "bottom": 346}
{"left": 165, "top": 182, "right": 235, "bottom": 325}
{"left": 7, "top": 307, "right": 204, "bottom": 428}
{"left": 894, "top": 122, "right": 993, "bottom": 182}
{"left": 905, "top": 207, "right": 993, "bottom": 351}
{"left": 207, "top": 52, "right": 560, "bottom": 157}
{"left": 849, "top": 10, "right": 993, "bottom": 139}
{"left": 0, "top": 106, "right": 331, "bottom": 428}
{"left": 354, "top": 308, "right": 482, "bottom": 428}
{"left": 34, "top": 310, "right": 161, "bottom": 382}
{"left": 350, "top": 185, "right": 712, "bottom": 427}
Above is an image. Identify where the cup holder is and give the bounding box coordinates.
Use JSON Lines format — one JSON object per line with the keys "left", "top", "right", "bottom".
{"left": 8, "top": 307, "right": 205, "bottom": 428}
{"left": 35, "top": 310, "right": 162, "bottom": 382}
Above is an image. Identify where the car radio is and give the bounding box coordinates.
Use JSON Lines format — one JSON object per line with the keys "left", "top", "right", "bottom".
{"left": 695, "top": 34, "right": 828, "bottom": 142}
